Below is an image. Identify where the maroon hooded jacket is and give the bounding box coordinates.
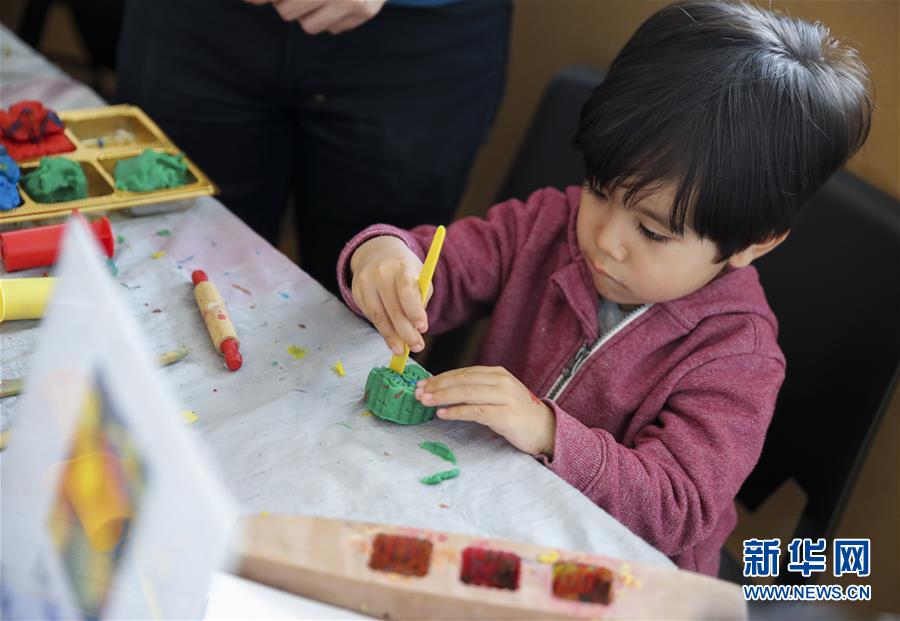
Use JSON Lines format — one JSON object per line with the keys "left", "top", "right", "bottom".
{"left": 338, "top": 186, "right": 785, "bottom": 575}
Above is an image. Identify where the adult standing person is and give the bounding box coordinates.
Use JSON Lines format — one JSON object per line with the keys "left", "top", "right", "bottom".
{"left": 115, "top": 0, "right": 511, "bottom": 293}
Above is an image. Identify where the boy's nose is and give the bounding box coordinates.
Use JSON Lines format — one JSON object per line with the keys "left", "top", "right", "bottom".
{"left": 595, "top": 223, "right": 628, "bottom": 262}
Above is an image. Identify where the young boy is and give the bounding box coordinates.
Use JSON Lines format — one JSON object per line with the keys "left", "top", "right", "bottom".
{"left": 336, "top": 0, "right": 872, "bottom": 575}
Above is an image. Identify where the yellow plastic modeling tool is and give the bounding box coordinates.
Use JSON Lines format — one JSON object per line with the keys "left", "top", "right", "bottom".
{"left": 388, "top": 225, "right": 446, "bottom": 374}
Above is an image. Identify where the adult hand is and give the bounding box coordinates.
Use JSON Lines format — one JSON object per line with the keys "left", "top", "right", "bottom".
{"left": 350, "top": 235, "right": 432, "bottom": 356}
{"left": 415, "top": 366, "right": 557, "bottom": 457}
{"left": 245, "top": 0, "right": 387, "bottom": 35}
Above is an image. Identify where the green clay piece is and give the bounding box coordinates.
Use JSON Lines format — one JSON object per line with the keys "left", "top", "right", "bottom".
{"left": 364, "top": 365, "right": 435, "bottom": 425}
{"left": 157, "top": 229, "right": 171, "bottom": 236}
{"left": 419, "top": 441, "right": 457, "bottom": 465}
{"left": 21, "top": 157, "right": 88, "bottom": 203}
{"left": 114, "top": 149, "right": 190, "bottom": 192}
{"left": 420, "top": 469, "right": 459, "bottom": 486}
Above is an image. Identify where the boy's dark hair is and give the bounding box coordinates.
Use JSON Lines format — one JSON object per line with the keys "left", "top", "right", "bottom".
{"left": 574, "top": 0, "right": 873, "bottom": 259}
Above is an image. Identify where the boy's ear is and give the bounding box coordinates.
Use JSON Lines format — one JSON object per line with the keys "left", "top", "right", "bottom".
{"left": 726, "top": 231, "right": 790, "bottom": 269}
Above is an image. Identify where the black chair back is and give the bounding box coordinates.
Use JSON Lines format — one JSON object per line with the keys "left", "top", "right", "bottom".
{"left": 743, "top": 172, "right": 900, "bottom": 553}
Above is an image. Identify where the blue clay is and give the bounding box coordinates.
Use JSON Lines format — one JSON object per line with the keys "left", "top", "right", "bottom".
{"left": 0, "top": 145, "right": 21, "bottom": 210}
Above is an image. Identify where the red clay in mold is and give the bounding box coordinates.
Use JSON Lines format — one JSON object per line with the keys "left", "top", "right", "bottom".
{"left": 368, "top": 533, "right": 432, "bottom": 577}
{"left": 460, "top": 547, "right": 520, "bottom": 590}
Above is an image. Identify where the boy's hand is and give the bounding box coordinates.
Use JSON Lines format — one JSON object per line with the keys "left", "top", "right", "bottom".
{"left": 350, "top": 236, "right": 432, "bottom": 356}
{"left": 415, "top": 366, "right": 556, "bottom": 457}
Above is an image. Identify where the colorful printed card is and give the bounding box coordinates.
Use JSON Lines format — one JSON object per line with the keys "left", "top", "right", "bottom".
{"left": 0, "top": 216, "right": 236, "bottom": 619}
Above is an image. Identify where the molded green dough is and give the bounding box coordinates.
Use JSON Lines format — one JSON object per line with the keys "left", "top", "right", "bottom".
{"left": 22, "top": 157, "right": 87, "bottom": 203}
{"left": 114, "top": 149, "right": 189, "bottom": 192}
{"left": 364, "top": 365, "right": 435, "bottom": 425}
{"left": 419, "top": 441, "right": 457, "bottom": 464}
{"left": 420, "top": 469, "right": 459, "bottom": 485}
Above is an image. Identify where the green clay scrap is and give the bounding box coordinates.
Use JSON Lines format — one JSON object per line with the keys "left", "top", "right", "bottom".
{"left": 420, "top": 469, "right": 459, "bottom": 486}
{"left": 419, "top": 441, "right": 457, "bottom": 465}
{"left": 364, "top": 365, "right": 435, "bottom": 425}
{"left": 114, "top": 149, "right": 190, "bottom": 192}
{"left": 22, "top": 157, "right": 88, "bottom": 203}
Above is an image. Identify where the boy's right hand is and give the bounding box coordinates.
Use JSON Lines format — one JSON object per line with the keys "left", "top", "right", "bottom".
{"left": 349, "top": 236, "right": 431, "bottom": 356}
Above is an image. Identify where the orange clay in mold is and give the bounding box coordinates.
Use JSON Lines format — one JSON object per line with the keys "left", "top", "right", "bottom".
{"left": 552, "top": 561, "right": 615, "bottom": 605}
{"left": 368, "top": 533, "right": 433, "bottom": 577}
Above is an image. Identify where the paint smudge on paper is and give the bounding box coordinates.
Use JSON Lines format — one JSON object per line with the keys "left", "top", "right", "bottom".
{"left": 278, "top": 291, "right": 290, "bottom": 300}
{"left": 333, "top": 361, "right": 346, "bottom": 377}
{"left": 181, "top": 410, "right": 198, "bottom": 424}
{"left": 156, "top": 229, "right": 171, "bottom": 236}
{"left": 106, "top": 258, "right": 118, "bottom": 277}
{"left": 151, "top": 251, "right": 165, "bottom": 259}
{"left": 231, "top": 283, "right": 252, "bottom": 295}
{"left": 151, "top": 309, "right": 162, "bottom": 314}
{"left": 361, "top": 411, "right": 374, "bottom": 417}
{"left": 287, "top": 345, "right": 307, "bottom": 360}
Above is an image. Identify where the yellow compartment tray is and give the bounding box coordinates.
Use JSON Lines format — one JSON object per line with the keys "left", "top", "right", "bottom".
{"left": 1, "top": 105, "right": 218, "bottom": 224}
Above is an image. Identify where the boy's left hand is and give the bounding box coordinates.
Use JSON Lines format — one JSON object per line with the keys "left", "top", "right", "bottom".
{"left": 415, "top": 366, "right": 556, "bottom": 457}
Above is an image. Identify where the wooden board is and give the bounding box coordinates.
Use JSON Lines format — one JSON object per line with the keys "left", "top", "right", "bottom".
{"left": 236, "top": 515, "right": 747, "bottom": 620}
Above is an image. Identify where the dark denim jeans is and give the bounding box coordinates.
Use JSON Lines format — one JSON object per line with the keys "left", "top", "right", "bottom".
{"left": 116, "top": 0, "right": 511, "bottom": 293}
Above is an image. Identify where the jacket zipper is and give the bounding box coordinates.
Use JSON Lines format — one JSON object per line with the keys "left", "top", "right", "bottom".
{"left": 545, "top": 303, "right": 652, "bottom": 401}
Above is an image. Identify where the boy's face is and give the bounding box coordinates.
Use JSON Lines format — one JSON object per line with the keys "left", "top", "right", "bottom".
{"left": 576, "top": 183, "right": 726, "bottom": 308}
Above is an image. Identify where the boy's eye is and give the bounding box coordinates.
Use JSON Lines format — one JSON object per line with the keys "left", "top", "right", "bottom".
{"left": 637, "top": 223, "right": 669, "bottom": 244}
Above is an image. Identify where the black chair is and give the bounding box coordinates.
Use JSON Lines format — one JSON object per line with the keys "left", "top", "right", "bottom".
{"left": 430, "top": 64, "right": 900, "bottom": 582}
{"left": 739, "top": 172, "right": 900, "bottom": 581}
